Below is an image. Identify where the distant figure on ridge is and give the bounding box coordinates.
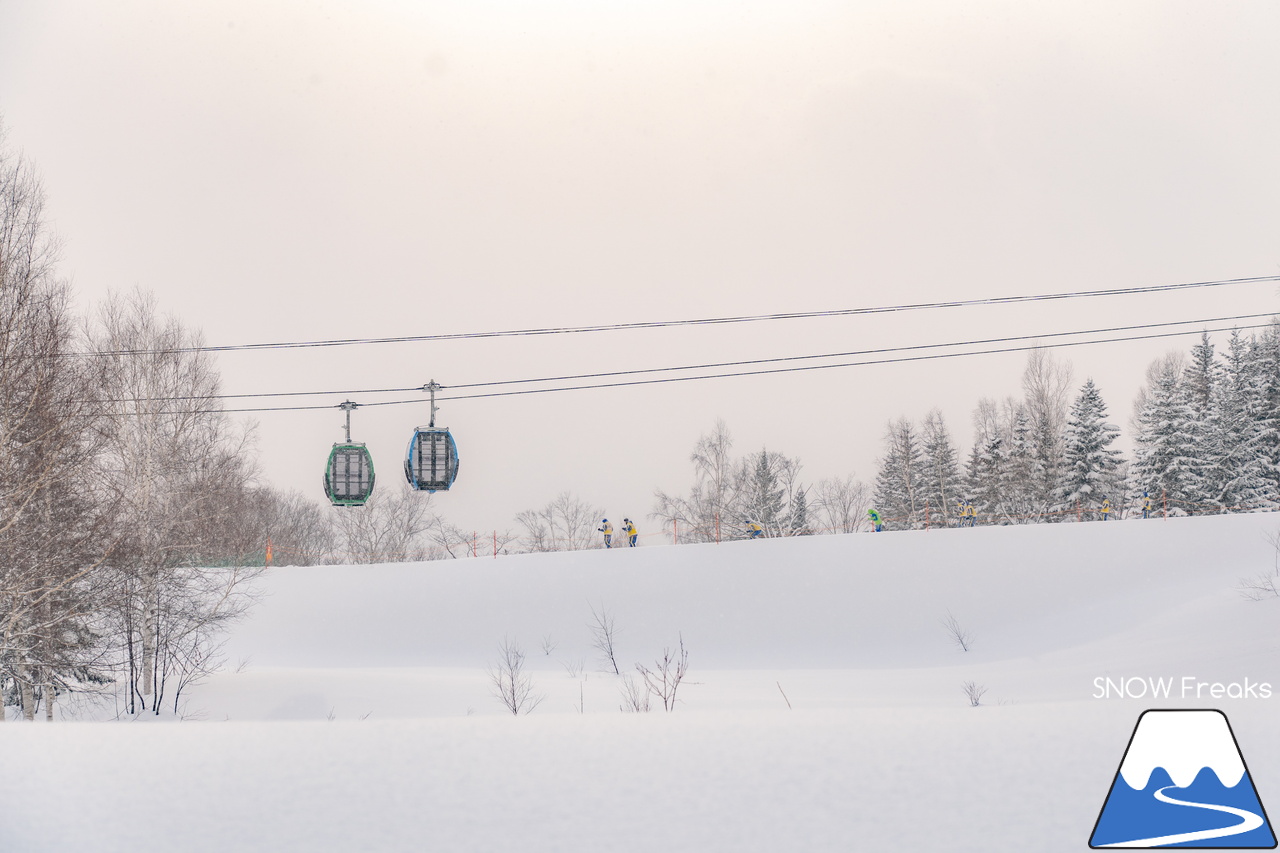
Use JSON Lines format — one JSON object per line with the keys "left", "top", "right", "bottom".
{"left": 1142, "top": 491, "right": 1152, "bottom": 519}
{"left": 867, "top": 508, "right": 883, "bottom": 532}
{"left": 622, "top": 518, "right": 638, "bottom": 547}
{"left": 1100, "top": 497, "right": 1113, "bottom": 521}
{"left": 598, "top": 518, "right": 613, "bottom": 548}
{"left": 747, "top": 521, "right": 763, "bottom": 539}
{"left": 963, "top": 501, "right": 976, "bottom": 527}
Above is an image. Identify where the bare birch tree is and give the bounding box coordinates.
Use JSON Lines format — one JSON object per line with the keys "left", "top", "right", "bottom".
{"left": 812, "top": 474, "right": 871, "bottom": 534}
{"left": 88, "top": 288, "right": 262, "bottom": 715}
{"left": 652, "top": 419, "right": 737, "bottom": 543}
{"left": 516, "top": 491, "right": 603, "bottom": 552}
{"left": 330, "top": 485, "right": 433, "bottom": 563}
{"left": 0, "top": 136, "right": 115, "bottom": 720}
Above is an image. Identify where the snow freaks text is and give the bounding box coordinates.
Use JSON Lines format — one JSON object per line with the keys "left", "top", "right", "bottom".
{"left": 1092, "top": 677, "right": 1273, "bottom": 700}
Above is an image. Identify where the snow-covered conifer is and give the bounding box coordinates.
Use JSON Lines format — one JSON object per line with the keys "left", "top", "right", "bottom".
{"left": 1209, "top": 329, "right": 1275, "bottom": 510}
{"left": 1131, "top": 354, "right": 1197, "bottom": 514}
{"left": 744, "top": 450, "right": 787, "bottom": 534}
{"left": 874, "top": 417, "right": 924, "bottom": 529}
{"left": 918, "top": 409, "right": 961, "bottom": 527}
{"left": 1057, "top": 379, "right": 1124, "bottom": 517}
{"left": 788, "top": 487, "right": 811, "bottom": 535}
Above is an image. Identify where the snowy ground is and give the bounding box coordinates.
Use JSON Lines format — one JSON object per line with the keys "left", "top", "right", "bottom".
{"left": 6, "top": 513, "right": 1280, "bottom": 852}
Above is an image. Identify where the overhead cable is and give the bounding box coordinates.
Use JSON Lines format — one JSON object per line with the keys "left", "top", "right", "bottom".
{"left": 94, "top": 310, "right": 1273, "bottom": 404}
{"left": 131, "top": 319, "right": 1275, "bottom": 415}
{"left": 71, "top": 273, "right": 1279, "bottom": 357}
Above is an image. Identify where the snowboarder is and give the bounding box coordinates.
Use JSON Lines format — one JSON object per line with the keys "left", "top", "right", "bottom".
{"left": 622, "top": 518, "right": 638, "bottom": 547}
{"left": 1100, "top": 498, "right": 1113, "bottom": 521}
{"left": 598, "top": 518, "right": 613, "bottom": 548}
{"left": 867, "top": 508, "right": 883, "bottom": 532}
{"left": 747, "top": 521, "right": 763, "bottom": 539}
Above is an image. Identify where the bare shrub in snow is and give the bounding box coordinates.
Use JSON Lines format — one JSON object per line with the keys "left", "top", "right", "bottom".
{"left": 562, "top": 657, "right": 584, "bottom": 679}
{"left": 488, "top": 637, "right": 544, "bottom": 716}
{"left": 636, "top": 634, "right": 689, "bottom": 712}
{"left": 1240, "top": 572, "right": 1280, "bottom": 600}
{"left": 962, "top": 681, "right": 987, "bottom": 707}
{"left": 942, "top": 610, "right": 974, "bottom": 652}
{"left": 589, "top": 602, "right": 620, "bottom": 675}
{"left": 1239, "top": 530, "right": 1280, "bottom": 600}
{"left": 540, "top": 634, "right": 557, "bottom": 655}
{"left": 619, "top": 674, "right": 651, "bottom": 712}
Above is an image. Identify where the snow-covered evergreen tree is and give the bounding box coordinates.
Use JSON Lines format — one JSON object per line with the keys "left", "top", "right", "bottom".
{"left": 788, "top": 487, "right": 811, "bottom": 535}
{"left": 1251, "top": 322, "right": 1280, "bottom": 500}
{"left": 918, "top": 409, "right": 961, "bottom": 528}
{"left": 1003, "top": 407, "right": 1039, "bottom": 522}
{"left": 963, "top": 398, "right": 1038, "bottom": 525}
{"left": 874, "top": 417, "right": 924, "bottom": 529}
{"left": 1131, "top": 354, "right": 1197, "bottom": 515}
{"left": 965, "top": 430, "right": 1005, "bottom": 523}
{"left": 1210, "top": 329, "right": 1275, "bottom": 510}
{"left": 1057, "top": 379, "right": 1124, "bottom": 518}
{"left": 1021, "top": 350, "right": 1072, "bottom": 520}
{"left": 744, "top": 449, "right": 786, "bottom": 534}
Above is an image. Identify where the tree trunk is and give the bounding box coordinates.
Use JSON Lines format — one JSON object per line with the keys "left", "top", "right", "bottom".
{"left": 140, "top": 571, "right": 158, "bottom": 702}
{"left": 19, "top": 667, "right": 35, "bottom": 721}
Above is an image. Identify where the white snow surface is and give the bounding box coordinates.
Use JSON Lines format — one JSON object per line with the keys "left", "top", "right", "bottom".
{"left": 5, "top": 513, "right": 1280, "bottom": 853}
{"left": 1118, "top": 709, "right": 1247, "bottom": 789}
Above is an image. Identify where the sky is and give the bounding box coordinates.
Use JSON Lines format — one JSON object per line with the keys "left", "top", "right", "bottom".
{"left": 1, "top": 0, "right": 1279, "bottom": 535}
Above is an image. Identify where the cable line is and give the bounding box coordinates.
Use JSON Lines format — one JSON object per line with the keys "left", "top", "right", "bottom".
{"left": 439, "top": 321, "right": 1274, "bottom": 403}
{"left": 92, "top": 311, "right": 1274, "bottom": 404}
{"left": 71, "top": 273, "right": 1279, "bottom": 357}
{"left": 134, "top": 319, "right": 1274, "bottom": 415}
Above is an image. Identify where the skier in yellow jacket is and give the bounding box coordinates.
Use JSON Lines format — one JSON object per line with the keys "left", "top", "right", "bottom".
{"left": 598, "top": 518, "right": 613, "bottom": 548}
{"left": 622, "top": 518, "right": 638, "bottom": 547}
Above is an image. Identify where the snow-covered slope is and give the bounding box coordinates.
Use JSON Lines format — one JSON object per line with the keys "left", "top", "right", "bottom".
{"left": 6, "top": 513, "right": 1280, "bottom": 853}
{"left": 205, "top": 511, "right": 1280, "bottom": 719}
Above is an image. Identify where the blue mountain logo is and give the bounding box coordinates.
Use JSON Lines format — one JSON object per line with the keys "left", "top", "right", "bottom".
{"left": 1090, "top": 709, "right": 1276, "bottom": 848}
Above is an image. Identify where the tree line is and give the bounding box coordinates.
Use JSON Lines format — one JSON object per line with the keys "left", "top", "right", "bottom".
{"left": 871, "top": 333, "right": 1280, "bottom": 529}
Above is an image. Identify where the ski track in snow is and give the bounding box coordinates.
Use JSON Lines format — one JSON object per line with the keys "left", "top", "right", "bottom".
{"left": 1099, "top": 785, "right": 1264, "bottom": 848}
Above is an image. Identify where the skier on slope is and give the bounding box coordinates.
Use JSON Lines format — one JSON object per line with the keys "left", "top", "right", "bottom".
{"left": 598, "top": 518, "right": 613, "bottom": 548}
{"left": 1100, "top": 497, "right": 1113, "bottom": 521}
{"left": 622, "top": 518, "right": 638, "bottom": 547}
{"left": 867, "top": 508, "right": 883, "bottom": 532}
{"left": 747, "top": 521, "right": 763, "bottom": 539}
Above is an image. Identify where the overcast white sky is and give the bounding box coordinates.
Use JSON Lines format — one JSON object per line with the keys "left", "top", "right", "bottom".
{"left": 1, "top": 1, "right": 1278, "bottom": 535}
